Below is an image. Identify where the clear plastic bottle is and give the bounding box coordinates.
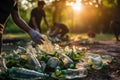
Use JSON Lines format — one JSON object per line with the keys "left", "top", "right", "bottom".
{"left": 53, "top": 45, "right": 74, "bottom": 68}
{"left": 53, "top": 50, "right": 74, "bottom": 68}
{"left": 17, "top": 46, "right": 27, "bottom": 54}
{"left": 75, "top": 60, "right": 87, "bottom": 69}
{"left": 24, "top": 45, "right": 43, "bottom": 72}
{"left": 61, "top": 67, "right": 88, "bottom": 79}
{"left": 40, "top": 61, "right": 46, "bottom": 72}
{"left": 8, "top": 67, "right": 49, "bottom": 80}
{"left": 47, "top": 57, "right": 60, "bottom": 68}
{"left": 11, "top": 50, "right": 21, "bottom": 60}
{"left": 89, "top": 53, "right": 103, "bottom": 70}
{"left": 91, "top": 55, "right": 103, "bottom": 70}
{"left": 101, "top": 55, "right": 113, "bottom": 65}
{"left": 59, "top": 53, "right": 74, "bottom": 68}
{"left": 27, "top": 52, "right": 42, "bottom": 72}
{"left": 85, "top": 52, "right": 103, "bottom": 70}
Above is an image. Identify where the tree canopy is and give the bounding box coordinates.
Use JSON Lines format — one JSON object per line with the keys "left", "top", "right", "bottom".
{"left": 5, "top": 0, "right": 120, "bottom": 33}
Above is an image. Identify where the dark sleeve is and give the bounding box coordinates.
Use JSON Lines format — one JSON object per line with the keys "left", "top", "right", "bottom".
{"left": 13, "top": 3, "right": 18, "bottom": 11}
{"left": 31, "top": 9, "right": 36, "bottom": 17}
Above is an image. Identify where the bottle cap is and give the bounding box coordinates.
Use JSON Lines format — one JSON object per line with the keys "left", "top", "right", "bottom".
{"left": 101, "top": 64, "right": 107, "bottom": 69}
{"left": 61, "top": 70, "right": 66, "bottom": 74}
{"left": 37, "top": 69, "right": 42, "bottom": 73}
{"left": 86, "top": 67, "right": 90, "bottom": 71}
{"left": 55, "top": 66, "right": 61, "bottom": 71}
{"left": 55, "top": 71, "right": 62, "bottom": 76}
{"left": 70, "top": 64, "right": 75, "bottom": 69}
{"left": 8, "top": 68, "right": 15, "bottom": 73}
{"left": 53, "top": 51, "right": 59, "bottom": 56}
{"left": 45, "top": 74, "right": 50, "bottom": 78}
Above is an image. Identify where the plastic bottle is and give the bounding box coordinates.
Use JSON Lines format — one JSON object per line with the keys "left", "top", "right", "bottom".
{"left": 23, "top": 45, "right": 43, "bottom": 72}
{"left": 27, "top": 52, "right": 42, "bottom": 72}
{"left": 61, "top": 67, "right": 88, "bottom": 79}
{"left": 91, "top": 56, "right": 103, "bottom": 70}
{"left": 27, "top": 45, "right": 37, "bottom": 57}
{"left": 54, "top": 51, "right": 74, "bottom": 68}
{"left": 8, "top": 67, "right": 49, "bottom": 80}
{"left": 75, "top": 60, "right": 87, "bottom": 68}
{"left": 85, "top": 52, "right": 103, "bottom": 70}
{"left": 12, "top": 50, "right": 21, "bottom": 60}
{"left": 17, "top": 46, "right": 27, "bottom": 54}
{"left": 59, "top": 53, "right": 74, "bottom": 68}
{"left": 40, "top": 61, "right": 46, "bottom": 72}
{"left": 101, "top": 55, "right": 113, "bottom": 65}
{"left": 52, "top": 66, "right": 88, "bottom": 79}
{"left": 47, "top": 57, "right": 60, "bottom": 68}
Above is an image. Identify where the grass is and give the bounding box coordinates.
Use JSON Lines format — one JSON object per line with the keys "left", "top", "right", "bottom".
{"left": 3, "top": 33, "right": 30, "bottom": 40}
{"left": 68, "top": 33, "right": 115, "bottom": 41}
{"left": 95, "top": 33, "right": 115, "bottom": 40}
{"left": 3, "top": 33, "right": 115, "bottom": 41}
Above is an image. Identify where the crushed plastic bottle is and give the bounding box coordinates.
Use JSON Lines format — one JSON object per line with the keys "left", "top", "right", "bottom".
{"left": 11, "top": 50, "right": 21, "bottom": 60}
{"left": 91, "top": 56, "right": 103, "bottom": 70}
{"left": 61, "top": 67, "right": 88, "bottom": 79}
{"left": 85, "top": 52, "right": 103, "bottom": 70}
{"left": 52, "top": 45, "right": 74, "bottom": 68}
{"left": 17, "top": 46, "right": 27, "bottom": 54}
{"left": 101, "top": 55, "right": 113, "bottom": 65}
{"left": 8, "top": 67, "right": 49, "bottom": 80}
{"left": 54, "top": 51, "right": 74, "bottom": 68}
{"left": 75, "top": 60, "right": 87, "bottom": 68}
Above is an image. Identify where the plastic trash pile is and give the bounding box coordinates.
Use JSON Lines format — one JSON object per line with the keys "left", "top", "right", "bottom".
{"left": 0, "top": 35, "right": 114, "bottom": 80}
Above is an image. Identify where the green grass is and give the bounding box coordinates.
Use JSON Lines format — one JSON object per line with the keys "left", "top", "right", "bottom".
{"left": 95, "top": 33, "right": 115, "bottom": 41}
{"left": 68, "top": 33, "right": 115, "bottom": 41}
{"left": 3, "top": 33, "right": 115, "bottom": 41}
{"left": 3, "top": 33, "right": 30, "bottom": 40}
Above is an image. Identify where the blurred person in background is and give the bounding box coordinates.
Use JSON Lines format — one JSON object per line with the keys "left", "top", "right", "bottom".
{"left": 49, "top": 22, "right": 69, "bottom": 40}
{"left": 110, "top": 19, "right": 120, "bottom": 41}
{"left": 29, "top": 0, "right": 50, "bottom": 33}
{"left": 0, "top": 0, "right": 44, "bottom": 72}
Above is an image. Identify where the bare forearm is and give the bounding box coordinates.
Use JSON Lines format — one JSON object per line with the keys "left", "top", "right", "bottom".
{"left": 51, "top": 27, "right": 59, "bottom": 36}
{"left": 11, "top": 10, "right": 32, "bottom": 33}
{"left": 44, "top": 18, "right": 49, "bottom": 28}
{"left": 32, "top": 18, "right": 38, "bottom": 30}
{"left": 11, "top": 10, "right": 44, "bottom": 44}
{"left": 14, "top": 17, "right": 31, "bottom": 33}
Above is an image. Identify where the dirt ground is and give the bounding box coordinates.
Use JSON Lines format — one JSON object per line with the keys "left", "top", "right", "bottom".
{"left": 59, "top": 40, "right": 120, "bottom": 80}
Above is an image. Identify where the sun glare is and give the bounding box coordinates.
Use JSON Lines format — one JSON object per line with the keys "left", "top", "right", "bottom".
{"left": 72, "top": 3, "right": 82, "bottom": 11}
{"left": 66, "top": 0, "right": 82, "bottom": 11}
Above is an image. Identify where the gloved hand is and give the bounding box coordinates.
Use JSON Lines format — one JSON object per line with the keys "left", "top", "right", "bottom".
{"left": 29, "top": 29, "right": 44, "bottom": 44}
